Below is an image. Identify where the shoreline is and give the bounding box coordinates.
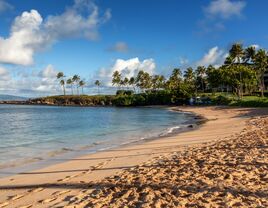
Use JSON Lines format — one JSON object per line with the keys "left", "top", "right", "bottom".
{"left": 0, "top": 106, "right": 267, "bottom": 207}
{"left": 0, "top": 106, "right": 202, "bottom": 177}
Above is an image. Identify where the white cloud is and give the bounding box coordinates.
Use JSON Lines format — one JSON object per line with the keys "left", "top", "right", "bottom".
{"left": 199, "top": 0, "right": 246, "bottom": 34}
{"left": 196, "top": 46, "right": 227, "bottom": 67}
{"left": 36, "top": 65, "right": 59, "bottom": 92}
{"left": 45, "top": 0, "right": 111, "bottom": 40}
{"left": 0, "top": 0, "right": 12, "bottom": 13}
{"left": 108, "top": 42, "right": 128, "bottom": 53}
{"left": 0, "top": 0, "right": 111, "bottom": 66}
{"left": 0, "top": 10, "right": 46, "bottom": 65}
{"left": 98, "top": 57, "right": 156, "bottom": 86}
{"left": 38, "top": 64, "right": 58, "bottom": 79}
{"left": 0, "top": 64, "right": 61, "bottom": 96}
{"left": 205, "top": 0, "right": 246, "bottom": 19}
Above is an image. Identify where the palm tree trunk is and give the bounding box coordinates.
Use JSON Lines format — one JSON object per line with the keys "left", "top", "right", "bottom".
{"left": 71, "top": 85, "right": 73, "bottom": 95}
{"left": 63, "top": 85, "right": 66, "bottom": 96}
{"left": 77, "top": 86, "right": 79, "bottom": 95}
{"left": 261, "top": 75, "right": 264, "bottom": 97}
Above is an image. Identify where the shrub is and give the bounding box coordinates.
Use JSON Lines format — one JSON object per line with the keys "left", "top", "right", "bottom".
{"left": 211, "top": 95, "right": 232, "bottom": 105}
{"left": 116, "top": 90, "right": 134, "bottom": 96}
{"left": 113, "top": 95, "right": 134, "bottom": 106}
{"left": 230, "top": 96, "right": 268, "bottom": 107}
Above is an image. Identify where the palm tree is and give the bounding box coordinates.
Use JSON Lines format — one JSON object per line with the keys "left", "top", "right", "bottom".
{"left": 129, "top": 77, "right": 136, "bottom": 92}
{"left": 184, "top": 67, "right": 195, "bottom": 83}
{"left": 225, "top": 44, "right": 252, "bottom": 97}
{"left": 112, "top": 71, "right": 121, "bottom": 90}
{"left": 95, "top": 80, "right": 101, "bottom": 94}
{"left": 168, "top": 68, "right": 182, "bottom": 90}
{"left": 57, "top": 72, "right": 64, "bottom": 79}
{"left": 253, "top": 49, "right": 268, "bottom": 97}
{"left": 243, "top": 46, "right": 256, "bottom": 64}
{"left": 151, "top": 75, "right": 159, "bottom": 91}
{"left": 184, "top": 67, "right": 196, "bottom": 94}
{"left": 152, "top": 75, "right": 165, "bottom": 91}
{"left": 57, "top": 72, "right": 66, "bottom": 95}
{"left": 79, "top": 80, "right": 86, "bottom": 95}
{"left": 119, "top": 79, "right": 125, "bottom": 89}
{"left": 136, "top": 70, "right": 152, "bottom": 92}
{"left": 196, "top": 66, "right": 206, "bottom": 92}
{"left": 67, "top": 78, "right": 74, "bottom": 95}
{"left": 144, "top": 72, "right": 152, "bottom": 91}
{"left": 158, "top": 75, "right": 165, "bottom": 90}
{"left": 229, "top": 43, "right": 244, "bottom": 64}
{"left": 224, "top": 56, "right": 233, "bottom": 65}
{"left": 60, "top": 79, "right": 66, "bottom": 96}
{"left": 72, "top": 75, "right": 80, "bottom": 95}
{"left": 123, "top": 77, "right": 129, "bottom": 89}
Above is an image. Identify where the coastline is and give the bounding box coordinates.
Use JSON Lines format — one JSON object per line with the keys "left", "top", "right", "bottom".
{"left": 0, "top": 106, "right": 267, "bottom": 207}
{"left": 0, "top": 106, "right": 199, "bottom": 174}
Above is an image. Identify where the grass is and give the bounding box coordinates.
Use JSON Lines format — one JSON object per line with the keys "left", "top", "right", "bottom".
{"left": 198, "top": 92, "right": 268, "bottom": 107}
{"left": 230, "top": 96, "right": 268, "bottom": 107}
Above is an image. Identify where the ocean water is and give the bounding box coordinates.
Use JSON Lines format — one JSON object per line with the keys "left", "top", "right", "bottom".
{"left": 0, "top": 105, "right": 194, "bottom": 170}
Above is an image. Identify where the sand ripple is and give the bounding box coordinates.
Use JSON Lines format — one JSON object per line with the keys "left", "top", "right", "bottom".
{"left": 70, "top": 117, "right": 268, "bottom": 207}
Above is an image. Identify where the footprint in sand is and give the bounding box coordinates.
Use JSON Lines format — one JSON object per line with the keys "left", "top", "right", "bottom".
{"left": 31, "top": 187, "right": 44, "bottom": 193}
{"left": 52, "top": 190, "right": 71, "bottom": 196}
{"left": 38, "top": 197, "right": 57, "bottom": 204}
{"left": 57, "top": 176, "right": 72, "bottom": 182}
{"left": 0, "top": 202, "right": 9, "bottom": 208}
{"left": 58, "top": 170, "right": 90, "bottom": 182}
{"left": 1, "top": 187, "right": 45, "bottom": 207}
{"left": 9, "top": 194, "right": 25, "bottom": 201}
{"left": 19, "top": 205, "right": 32, "bottom": 208}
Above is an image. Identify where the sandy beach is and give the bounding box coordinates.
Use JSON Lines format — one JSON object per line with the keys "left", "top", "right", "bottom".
{"left": 0, "top": 106, "right": 267, "bottom": 208}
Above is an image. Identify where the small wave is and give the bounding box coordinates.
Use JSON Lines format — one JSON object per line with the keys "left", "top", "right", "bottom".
{"left": 159, "top": 125, "right": 183, "bottom": 137}
{"left": 47, "top": 147, "right": 74, "bottom": 157}
{"left": 78, "top": 141, "right": 105, "bottom": 150}
{"left": 166, "top": 126, "right": 181, "bottom": 134}
{"left": 0, "top": 157, "right": 44, "bottom": 170}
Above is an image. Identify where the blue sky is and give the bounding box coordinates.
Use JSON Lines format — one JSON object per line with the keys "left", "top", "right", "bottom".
{"left": 0, "top": 0, "right": 267, "bottom": 97}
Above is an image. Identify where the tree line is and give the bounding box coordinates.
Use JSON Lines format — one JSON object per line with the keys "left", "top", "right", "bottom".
{"left": 56, "top": 73, "right": 86, "bottom": 95}
{"left": 56, "top": 72, "right": 103, "bottom": 95}
{"left": 57, "top": 43, "right": 268, "bottom": 98}
{"left": 112, "top": 43, "right": 268, "bottom": 98}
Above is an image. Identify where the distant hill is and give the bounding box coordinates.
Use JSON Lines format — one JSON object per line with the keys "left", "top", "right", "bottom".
{"left": 0, "top": 94, "right": 28, "bottom": 101}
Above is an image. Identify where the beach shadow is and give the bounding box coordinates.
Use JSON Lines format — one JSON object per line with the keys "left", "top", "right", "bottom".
{"left": 213, "top": 106, "right": 268, "bottom": 118}
{"left": 51, "top": 150, "right": 179, "bottom": 162}
{"left": 0, "top": 163, "right": 175, "bottom": 175}
{"left": 0, "top": 180, "right": 267, "bottom": 200}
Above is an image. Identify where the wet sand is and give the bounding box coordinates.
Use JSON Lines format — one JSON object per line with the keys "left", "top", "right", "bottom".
{"left": 0, "top": 106, "right": 267, "bottom": 208}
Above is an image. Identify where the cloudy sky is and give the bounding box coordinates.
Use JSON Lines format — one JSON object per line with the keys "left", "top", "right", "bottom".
{"left": 0, "top": 0, "right": 266, "bottom": 97}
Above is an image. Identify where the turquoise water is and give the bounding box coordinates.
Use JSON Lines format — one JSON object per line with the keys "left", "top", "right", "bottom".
{"left": 0, "top": 105, "right": 193, "bottom": 170}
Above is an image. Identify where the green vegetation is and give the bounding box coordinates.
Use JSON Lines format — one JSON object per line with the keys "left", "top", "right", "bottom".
{"left": 56, "top": 72, "right": 66, "bottom": 96}
{"left": 230, "top": 96, "right": 268, "bottom": 107}
{"left": 95, "top": 80, "right": 101, "bottom": 94}
{"left": 49, "top": 43, "right": 268, "bottom": 107}
{"left": 30, "top": 93, "right": 268, "bottom": 107}
{"left": 31, "top": 95, "right": 115, "bottom": 106}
